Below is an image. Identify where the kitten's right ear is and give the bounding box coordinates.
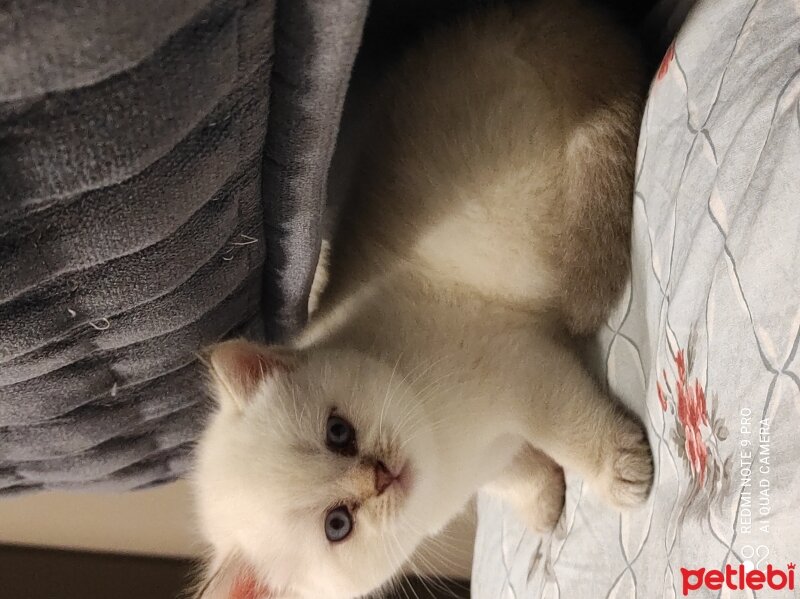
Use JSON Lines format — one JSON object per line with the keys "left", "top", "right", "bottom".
{"left": 195, "top": 552, "right": 273, "bottom": 599}
{"left": 205, "top": 339, "right": 294, "bottom": 411}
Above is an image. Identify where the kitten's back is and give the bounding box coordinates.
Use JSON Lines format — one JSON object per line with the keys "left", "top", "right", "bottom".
{"left": 342, "top": 0, "right": 645, "bottom": 331}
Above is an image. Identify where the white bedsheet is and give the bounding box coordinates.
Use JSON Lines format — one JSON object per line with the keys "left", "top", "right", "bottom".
{"left": 472, "top": 0, "right": 800, "bottom": 596}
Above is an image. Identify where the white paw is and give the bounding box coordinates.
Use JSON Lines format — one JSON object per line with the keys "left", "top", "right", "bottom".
{"left": 601, "top": 416, "right": 654, "bottom": 509}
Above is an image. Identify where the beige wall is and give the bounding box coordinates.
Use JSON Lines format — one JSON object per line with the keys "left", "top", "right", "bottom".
{"left": 0, "top": 480, "right": 474, "bottom": 577}
{"left": 0, "top": 481, "right": 200, "bottom": 558}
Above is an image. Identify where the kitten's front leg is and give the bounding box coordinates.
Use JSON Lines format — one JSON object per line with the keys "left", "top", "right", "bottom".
{"left": 506, "top": 334, "right": 654, "bottom": 509}
{"left": 485, "top": 445, "right": 565, "bottom": 533}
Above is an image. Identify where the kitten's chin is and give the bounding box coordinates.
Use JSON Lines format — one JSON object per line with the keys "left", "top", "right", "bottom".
{"left": 396, "top": 461, "right": 414, "bottom": 494}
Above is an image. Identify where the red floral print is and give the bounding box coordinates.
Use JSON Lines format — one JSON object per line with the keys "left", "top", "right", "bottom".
{"left": 657, "top": 381, "right": 667, "bottom": 411}
{"left": 658, "top": 348, "right": 714, "bottom": 488}
{"left": 655, "top": 331, "right": 732, "bottom": 520}
{"left": 657, "top": 42, "right": 676, "bottom": 81}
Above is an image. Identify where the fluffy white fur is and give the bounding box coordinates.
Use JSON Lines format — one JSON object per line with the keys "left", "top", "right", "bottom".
{"left": 192, "top": 1, "right": 653, "bottom": 597}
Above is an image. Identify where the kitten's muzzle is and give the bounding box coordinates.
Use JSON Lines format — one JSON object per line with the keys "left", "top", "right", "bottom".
{"left": 374, "top": 460, "right": 396, "bottom": 496}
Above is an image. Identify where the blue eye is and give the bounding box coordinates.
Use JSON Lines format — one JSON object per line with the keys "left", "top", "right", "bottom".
{"left": 325, "top": 506, "right": 353, "bottom": 542}
{"left": 326, "top": 414, "right": 357, "bottom": 456}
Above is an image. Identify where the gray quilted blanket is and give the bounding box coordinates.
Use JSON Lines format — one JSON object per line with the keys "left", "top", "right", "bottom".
{"left": 0, "top": 0, "right": 367, "bottom": 494}
{"left": 0, "top": 0, "right": 669, "bottom": 503}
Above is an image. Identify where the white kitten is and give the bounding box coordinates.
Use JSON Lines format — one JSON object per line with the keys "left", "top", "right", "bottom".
{"left": 192, "top": 1, "right": 653, "bottom": 597}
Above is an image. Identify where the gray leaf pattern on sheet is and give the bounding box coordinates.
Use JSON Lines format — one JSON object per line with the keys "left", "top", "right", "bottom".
{"left": 473, "top": 0, "right": 800, "bottom": 596}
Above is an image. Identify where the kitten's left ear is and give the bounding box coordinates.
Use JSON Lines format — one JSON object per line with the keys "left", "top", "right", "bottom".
{"left": 205, "top": 339, "right": 295, "bottom": 411}
{"left": 196, "top": 552, "right": 273, "bottom": 599}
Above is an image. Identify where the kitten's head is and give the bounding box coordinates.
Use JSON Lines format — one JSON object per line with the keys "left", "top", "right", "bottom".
{"left": 192, "top": 339, "right": 440, "bottom": 599}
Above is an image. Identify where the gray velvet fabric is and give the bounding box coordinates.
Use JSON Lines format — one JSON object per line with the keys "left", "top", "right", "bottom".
{"left": 0, "top": 0, "right": 367, "bottom": 494}
{"left": 261, "top": 0, "right": 369, "bottom": 340}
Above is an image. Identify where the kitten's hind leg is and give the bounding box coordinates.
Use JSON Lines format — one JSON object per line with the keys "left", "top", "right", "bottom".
{"left": 554, "top": 99, "right": 641, "bottom": 336}
{"left": 485, "top": 445, "right": 565, "bottom": 533}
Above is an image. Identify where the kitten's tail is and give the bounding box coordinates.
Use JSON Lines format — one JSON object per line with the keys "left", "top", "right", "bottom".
{"left": 556, "top": 94, "right": 642, "bottom": 336}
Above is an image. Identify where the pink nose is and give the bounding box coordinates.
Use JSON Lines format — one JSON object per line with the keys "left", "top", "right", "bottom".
{"left": 374, "top": 460, "right": 396, "bottom": 495}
